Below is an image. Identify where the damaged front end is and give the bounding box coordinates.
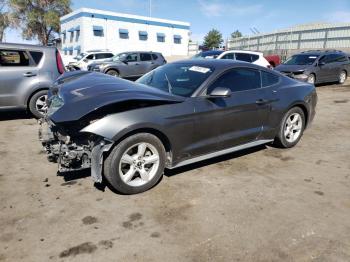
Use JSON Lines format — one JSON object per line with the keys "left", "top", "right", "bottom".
{"left": 38, "top": 118, "right": 113, "bottom": 183}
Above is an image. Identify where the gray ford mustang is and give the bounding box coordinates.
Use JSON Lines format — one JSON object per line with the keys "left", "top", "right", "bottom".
{"left": 39, "top": 59, "right": 317, "bottom": 194}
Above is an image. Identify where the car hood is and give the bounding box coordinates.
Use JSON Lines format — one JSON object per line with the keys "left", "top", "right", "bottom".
{"left": 275, "top": 64, "right": 310, "bottom": 73}
{"left": 49, "top": 71, "right": 185, "bottom": 123}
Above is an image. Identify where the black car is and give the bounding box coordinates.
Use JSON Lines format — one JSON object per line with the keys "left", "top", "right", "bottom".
{"left": 39, "top": 60, "right": 317, "bottom": 194}
{"left": 275, "top": 50, "right": 350, "bottom": 85}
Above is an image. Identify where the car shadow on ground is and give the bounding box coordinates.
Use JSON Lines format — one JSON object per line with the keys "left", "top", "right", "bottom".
{"left": 0, "top": 111, "right": 32, "bottom": 121}
{"left": 56, "top": 144, "right": 268, "bottom": 194}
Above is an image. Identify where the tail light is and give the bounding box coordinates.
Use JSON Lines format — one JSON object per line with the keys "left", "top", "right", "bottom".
{"left": 56, "top": 50, "right": 65, "bottom": 74}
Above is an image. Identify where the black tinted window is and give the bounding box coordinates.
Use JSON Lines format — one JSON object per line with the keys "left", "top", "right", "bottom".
{"left": 334, "top": 54, "right": 348, "bottom": 62}
{"left": 140, "top": 53, "right": 152, "bottom": 61}
{"left": 221, "top": 53, "right": 234, "bottom": 59}
{"left": 235, "top": 53, "right": 252, "bottom": 62}
{"left": 0, "top": 50, "right": 30, "bottom": 66}
{"left": 86, "top": 54, "right": 94, "bottom": 60}
{"left": 208, "top": 68, "right": 261, "bottom": 93}
{"left": 251, "top": 54, "right": 259, "bottom": 62}
{"left": 29, "top": 51, "right": 43, "bottom": 64}
{"left": 125, "top": 53, "right": 138, "bottom": 62}
{"left": 151, "top": 54, "right": 158, "bottom": 60}
{"left": 95, "top": 53, "right": 113, "bottom": 59}
{"left": 261, "top": 71, "right": 279, "bottom": 87}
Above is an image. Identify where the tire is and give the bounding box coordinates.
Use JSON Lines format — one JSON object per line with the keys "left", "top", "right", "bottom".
{"left": 104, "top": 133, "right": 166, "bottom": 194}
{"left": 307, "top": 74, "right": 316, "bottom": 84}
{"left": 273, "top": 107, "right": 305, "bottom": 148}
{"left": 338, "top": 70, "right": 347, "bottom": 85}
{"left": 28, "top": 90, "right": 48, "bottom": 119}
{"left": 106, "top": 69, "right": 119, "bottom": 77}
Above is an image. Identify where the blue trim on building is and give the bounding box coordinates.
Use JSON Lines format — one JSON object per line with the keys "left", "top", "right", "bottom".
{"left": 74, "top": 46, "right": 81, "bottom": 50}
{"left": 68, "top": 27, "right": 74, "bottom": 32}
{"left": 67, "top": 46, "right": 73, "bottom": 51}
{"left": 74, "top": 25, "right": 80, "bottom": 31}
{"left": 119, "top": 28, "right": 129, "bottom": 33}
{"left": 93, "top": 25, "right": 103, "bottom": 31}
{"left": 157, "top": 32, "right": 165, "bottom": 37}
{"left": 61, "top": 11, "right": 190, "bottom": 30}
{"left": 139, "top": 31, "right": 148, "bottom": 36}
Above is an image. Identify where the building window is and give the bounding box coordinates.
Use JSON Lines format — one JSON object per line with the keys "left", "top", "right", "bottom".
{"left": 75, "top": 26, "right": 80, "bottom": 42}
{"left": 74, "top": 46, "right": 81, "bottom": 55}
{"left": 64, "top": 50, "right": 67, "bottom": 55}
{"left": 62, "top": 31, "right": 66, "bottom": 44}
{"left": 157, "top": 33, "right": 165, "bottom": 42}
{"left": 68, "top": 47, "right": 73, "bottom": 55}
{"left": 93, "top": 25, "right": 104, "bottom": 37}
{"left": 70, "top": 32, "right": 74, "bottom": 42}
{"left": 119, "top": 29, "right": 129, "bottom": 39}
{"left": 174, "top": 35, "right": 182, "bottom": 44}
{"left": 139, "top": 31, "right": 148, "bottom": 41}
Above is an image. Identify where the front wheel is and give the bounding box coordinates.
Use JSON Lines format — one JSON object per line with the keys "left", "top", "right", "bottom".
{"left": 307, "top": 74, "right": 316, "bottom": 84}
{"left": 273, "top": 107, "right": 305, "bottom": 148}
{"left": 104, "top": 133, "right": 166, "bottom": 194}
{"left": 106, "top": 69, "right": 119, "bottom": 77}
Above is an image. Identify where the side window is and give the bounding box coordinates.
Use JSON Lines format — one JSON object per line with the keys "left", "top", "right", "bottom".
{"left": 0, "top": 50, "right": 30, "bottom": 66}
{"left": 95, "top": 53, "right": 113, "bottom": 59}
{"left": 261, "top": 71, "right": 280, "bottom": 87}
{"left": 140, "top": 53, "right": 152, "bottom": 61}
{"left": 235, "top": 53, "right": 252, "bottom": 62}
{"left": 208, "top": 68, "right": 261, "bottom": 94}
{"left": 29, "top": 51, "right": 43, "bottom": 65}
{"left": 125, "top": 53, "right": 138, "bottom": 62}
{"left": 151, "top": 54, "right": 158, "bottom": 60}
{"left": 250, "top": 54, "right": 259, "bottom": 62}
{"left": 221, "top": 53, "right": 234, "bottom": 60}
{"left": 334, "top": 54, "right": 347, "bottom": 62}
{"left": 320, "top": 54, "right": 336, "bottom": 64}
{"left": 86, "top": 54, "right": 94, "bottom": 60}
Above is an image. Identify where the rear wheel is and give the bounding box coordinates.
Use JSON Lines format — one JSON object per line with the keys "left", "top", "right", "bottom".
{"left": 28, "top": 90, "right": 48, "bottom": 119}
{"left": 106, "top": 69, "right": 119, "bottom": 77}
{"left": 338, "top": 70, "right": 347, "bottom": 84}
{"left": 273, "top": 107, "right": 305, "bottom": 148}
{"left": 104, "top": 133, "right": 166, "bottom": 194}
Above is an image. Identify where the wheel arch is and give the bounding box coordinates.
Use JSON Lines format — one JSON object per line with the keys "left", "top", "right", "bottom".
{"left": 26, "top": 88, "right": 49, "bottom": 109}
{"left": 105, "top": 67, "right": 120, "bottom": 75}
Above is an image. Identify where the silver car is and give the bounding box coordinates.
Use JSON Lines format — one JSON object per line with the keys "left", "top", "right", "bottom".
{"left": 0, "top": 43, "right": 64, "bottom": 118}
{"left": 88, "top": 51, "right": 166, "bottom": 78}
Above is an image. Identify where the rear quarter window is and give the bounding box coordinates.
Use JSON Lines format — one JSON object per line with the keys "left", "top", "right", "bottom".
{"left": 29, "top": 51, "right": 43, "bottom": 65}
{"left": 151, "top": 54, "right": 158, "bottom": 60}
{"left": 261, "top": 71, "right": 280, "bottom": 87}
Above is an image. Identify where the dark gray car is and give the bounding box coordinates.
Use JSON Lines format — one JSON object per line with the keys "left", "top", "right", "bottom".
{"left": 39, "top": 60, "right": 317, "bottom": 194}
{"left": 0, "top": 43, "right": 65, "bottom": 118}
{"left": 275, "top": 50, "right": 350, "bottom": 85}
{"left": 87, "top": 51, "right": 166, "bottom": 78}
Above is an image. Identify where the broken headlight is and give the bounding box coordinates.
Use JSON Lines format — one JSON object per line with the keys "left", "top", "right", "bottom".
{"left": 47, "top": 95, "right": 64, "bottom": 115}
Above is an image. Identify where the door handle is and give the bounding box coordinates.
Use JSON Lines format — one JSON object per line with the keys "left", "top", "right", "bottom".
{"left": 256, "top": 99, "right": 270, "bottom": 105}
{"left": 23, "top": 72, "right": 37, "bottom": 77}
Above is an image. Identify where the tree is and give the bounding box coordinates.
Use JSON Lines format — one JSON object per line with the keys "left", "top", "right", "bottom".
{"left": 203, "top": 29, "right": 223, "bottom": 49}
{"left": 8, "top": 0, "right": 71, "bottom": 45}
{"left": 231, "top": 30, "right": 242, "bottom": 39}
{"left": 0, "top": 0, "right": 9, "bottom": 41}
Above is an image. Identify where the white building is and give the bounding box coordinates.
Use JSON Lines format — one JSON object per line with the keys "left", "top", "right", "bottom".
{"left": 60, "top": 8, "right": 190, "bottom": 59}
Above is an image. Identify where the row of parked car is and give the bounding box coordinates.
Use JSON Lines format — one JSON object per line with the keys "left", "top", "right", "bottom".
{"left": 0, "top": 42, "right": 349, "bottom": 119}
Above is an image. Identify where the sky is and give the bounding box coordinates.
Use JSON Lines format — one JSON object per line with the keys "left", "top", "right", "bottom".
{"left": 4, "top": 0, "right": 350, "bottom": 44}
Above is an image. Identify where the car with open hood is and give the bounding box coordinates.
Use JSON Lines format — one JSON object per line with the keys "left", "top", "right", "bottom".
{"left": 39, "top": 59, "right": 317, "bottom": 194}
{"left": 275, "top": 50, "right": 349, "bottom": 84}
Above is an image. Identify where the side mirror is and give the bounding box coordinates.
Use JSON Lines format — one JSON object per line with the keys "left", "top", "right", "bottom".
{"left": 208, "top": 86, "right": 232, "bottom": 98}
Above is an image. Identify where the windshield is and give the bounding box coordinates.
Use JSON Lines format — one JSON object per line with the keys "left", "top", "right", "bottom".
{"left": 74, "top": 53, "right": 87, "bottom": 61}
{"left": 136, "top": 63, "right": 214, "bottom": 97}
{"left": 284, "top": 54, "right": 319, "bottom": 65}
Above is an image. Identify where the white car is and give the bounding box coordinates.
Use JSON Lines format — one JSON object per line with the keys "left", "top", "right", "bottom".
{"left": 217, "top": 50, "right": 271, "bottom": 68}
{"left": 67, "top": 50, "right": 114, "bottom": 71}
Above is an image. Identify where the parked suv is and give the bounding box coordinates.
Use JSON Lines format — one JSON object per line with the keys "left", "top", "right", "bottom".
{"left": 0, "top": 43, "right": 65, "bottom": 118}
{"left": 216, "top": 50, "right": 271, "bottom": 68}
{"left": 88, "top": 51, "right": 166, "bottom": 78}
{"left": 275, "top": 50, "right": 350, "bottom": 84}
{"left": 67, "top": 50, "right": 114, "bottom": 71}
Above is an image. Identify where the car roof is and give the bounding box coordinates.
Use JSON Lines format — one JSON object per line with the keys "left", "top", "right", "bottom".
{"left": 222, "top": 50, "right": 263, "bottom": 56}
{"left": 0, "top": 42, "right": 56, "bottom": 51}
{"left": 172, "top": 58, "right": 264, "bottom": 70}
{"left": 299, "top": 50, "right": 346, "bottom": 55}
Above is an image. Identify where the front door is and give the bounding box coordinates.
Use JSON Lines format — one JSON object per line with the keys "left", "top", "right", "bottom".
{"left": 139, "top": 53, "right": 154, "bottom": 75}
{"left": 125, "top": 53, "right": 142, "bottom": 76}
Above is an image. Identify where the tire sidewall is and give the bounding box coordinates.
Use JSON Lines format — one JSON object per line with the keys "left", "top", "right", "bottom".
{"left": 339, "top": 70, "right": 347, "bottom": 84}
{"left": 106, "top": 69, "right": 119, "bottom": 77}
{"left": 28, "top": 90, "right": 48, "bottom": 119}
{"left": 105, "top": 133, "right": 166, "bottom": 194}
{"left": 277, "top": 107, "right": 305, "bottom": 148}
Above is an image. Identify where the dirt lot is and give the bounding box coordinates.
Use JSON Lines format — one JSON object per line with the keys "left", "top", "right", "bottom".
{"left": 0, "top": 82, "right": 350, "bottom": 262}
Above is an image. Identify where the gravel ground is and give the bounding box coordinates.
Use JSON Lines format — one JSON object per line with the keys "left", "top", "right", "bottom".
{"left": 0, "top": 81, "right": 350, "bottom": 262}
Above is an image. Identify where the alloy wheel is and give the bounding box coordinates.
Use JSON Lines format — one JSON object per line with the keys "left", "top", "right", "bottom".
{"left": 307, "top": 75, "right": 315, "bottom": 84}
{"left": 35, "top": 94, "right": 48, "bottom": 114}
{"left": 339, "top": 71, "right": 347, "bottom": 84}
{"left": 119, "top": 142, "right": 160, "bottom": 187}
{"left": 284, "top": 113, "right": 303, "bottom": 143}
